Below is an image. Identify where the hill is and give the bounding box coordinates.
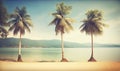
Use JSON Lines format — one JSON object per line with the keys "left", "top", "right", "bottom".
{"left": 0, "top": 38, "right": 120, "bottom": 48}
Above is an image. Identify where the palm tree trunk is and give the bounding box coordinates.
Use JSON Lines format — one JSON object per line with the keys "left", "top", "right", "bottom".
{"left": 88, "top": 32, "right": 96, "bottom": 62}
{"left": 60, "top": 32, "right": 68, "bottom": 62}
{"left": 61, "top": 32, "right": 64, "bottom": 59}
{"left": 91, "top": 32, "right": 93, "bottom": 58}
{"left": 17, "top": 32, "right": 22, "bottom": 62}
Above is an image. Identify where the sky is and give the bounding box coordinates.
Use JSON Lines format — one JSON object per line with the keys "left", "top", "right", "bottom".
{"left": 3, "top": 0, "right": 120, "bottom": 44}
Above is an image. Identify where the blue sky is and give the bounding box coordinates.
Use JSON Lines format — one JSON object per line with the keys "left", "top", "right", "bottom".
{"left": 3, "top": 0, "right": 120, "bottom": 44}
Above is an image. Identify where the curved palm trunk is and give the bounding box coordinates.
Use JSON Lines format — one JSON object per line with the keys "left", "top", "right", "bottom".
{"left": 88, "top": 32, "right": 96, "bottom": 62}
{"left": 60, "top": 32, "right": 68, "bottom": 62}
{"left": 17, "top": 32, "right": 22, "bottom": 62}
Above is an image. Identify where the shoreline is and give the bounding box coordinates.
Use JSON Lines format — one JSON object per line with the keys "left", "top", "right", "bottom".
{"left": 0, "top": 58, "right": 120, "bottom": 62}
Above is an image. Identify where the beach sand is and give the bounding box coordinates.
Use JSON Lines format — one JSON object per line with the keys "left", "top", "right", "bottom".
{"left": 0, "top": 61, "right": 120, "bottom": 71}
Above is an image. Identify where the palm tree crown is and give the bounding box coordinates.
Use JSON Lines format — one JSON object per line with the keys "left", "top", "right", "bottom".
{"left": 49, "top": 2, "right": 74, "bottom": 35}
{"left": 80, "top": 10, "right": 105, "bottom": 35}
{"left": 8, "top": 7, "right": 33, "bottom": 35}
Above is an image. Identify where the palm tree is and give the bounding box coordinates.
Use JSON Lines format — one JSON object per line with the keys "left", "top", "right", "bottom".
{"left": 49, "top": 2, "right": 74, "bottom": 62}
{"left": 80, "top": 10, "right": 106, "bottom": 62}
{"left": 8, "top": 7, "right": 33, "bottom": 62}
{"left": 0, "top": 0, "right": 9, "bottom": 38}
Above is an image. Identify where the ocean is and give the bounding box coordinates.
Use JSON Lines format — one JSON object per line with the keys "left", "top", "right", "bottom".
{"left": 0, "top": 47, "right": 120, "bottom": 62}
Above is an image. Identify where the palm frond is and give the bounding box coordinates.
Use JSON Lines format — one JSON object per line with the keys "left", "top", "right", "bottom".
{"left": 24, "top": 15, "right": 31, "bottom": 20}
{"left": 56, "top": 2, "right": 71, "bottom": 16}
{"left": 25, "top": 25, "right": 31, "bottom": 33}
{"left": 52, "top": 13, "right": 59, "bottom": 16}
{"left": 18, "top": 20, "right": 24, "bottom": 29}
{"left": 0, "top": 26, "right": 8, "bottom": 34}
{"left": 13, "top": 27, "right": 19, "bottom": 35}
{"left": 80, "top": 22, "right": 89, "bottom": 33}
{"left": 7, "top": 19, "right": 17, "bottom": 25}
{"left": 79, "top": 23, "right": 85, "bottom": 29}
{"left": 55, "top": 24, "right": 60, "bottom": 35}
{"left": 15, "top": 7, "right": 20, "bottom": 12}
{"left": 10, "top": 14, "right": 17, "bottom": 18}
{"left": 49, "top": 18, "right": 58, "bottom": 25}
{"left": 59, "top": 19, "right": 70, "bottom": 33}
{"left": 55, "top": 14, "right": 62, "bottom": 19}
{"left": 59, "top": 18, "right": 66, "bottom": 27}
{"left": 64, "top": 18, "right": 73, "bottom": 30}
{"left": 23, "top": 22, "right": 31, "bottom": 33}
{"left": 95, "top": 21, "right": 107, "bottom": 27}
{"left": 9, "top": 23, "right": 16, "bottom": 31}
{"left": 65, "top": 18, "right": 75, "bottom": 23}
{"left": 23, "top": 19, "right": 33, "bottom": 27}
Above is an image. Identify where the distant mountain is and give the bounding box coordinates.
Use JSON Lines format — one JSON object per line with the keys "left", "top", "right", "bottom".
{"left": 0, "top": 38, "right": 120, "bottom": 48}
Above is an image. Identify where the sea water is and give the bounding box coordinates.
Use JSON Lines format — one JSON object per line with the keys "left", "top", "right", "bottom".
{"left": 0, "top": 47, "right": 120, "bottom": 62}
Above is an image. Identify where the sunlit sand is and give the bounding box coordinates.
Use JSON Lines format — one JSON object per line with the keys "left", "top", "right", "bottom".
{"left": 0, "top": 60, "right": 120, "bottom": 71}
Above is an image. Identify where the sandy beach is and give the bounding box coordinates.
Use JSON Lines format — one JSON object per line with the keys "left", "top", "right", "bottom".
{"left": 0, "top": 61, "right": 120, "bottom": 71}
